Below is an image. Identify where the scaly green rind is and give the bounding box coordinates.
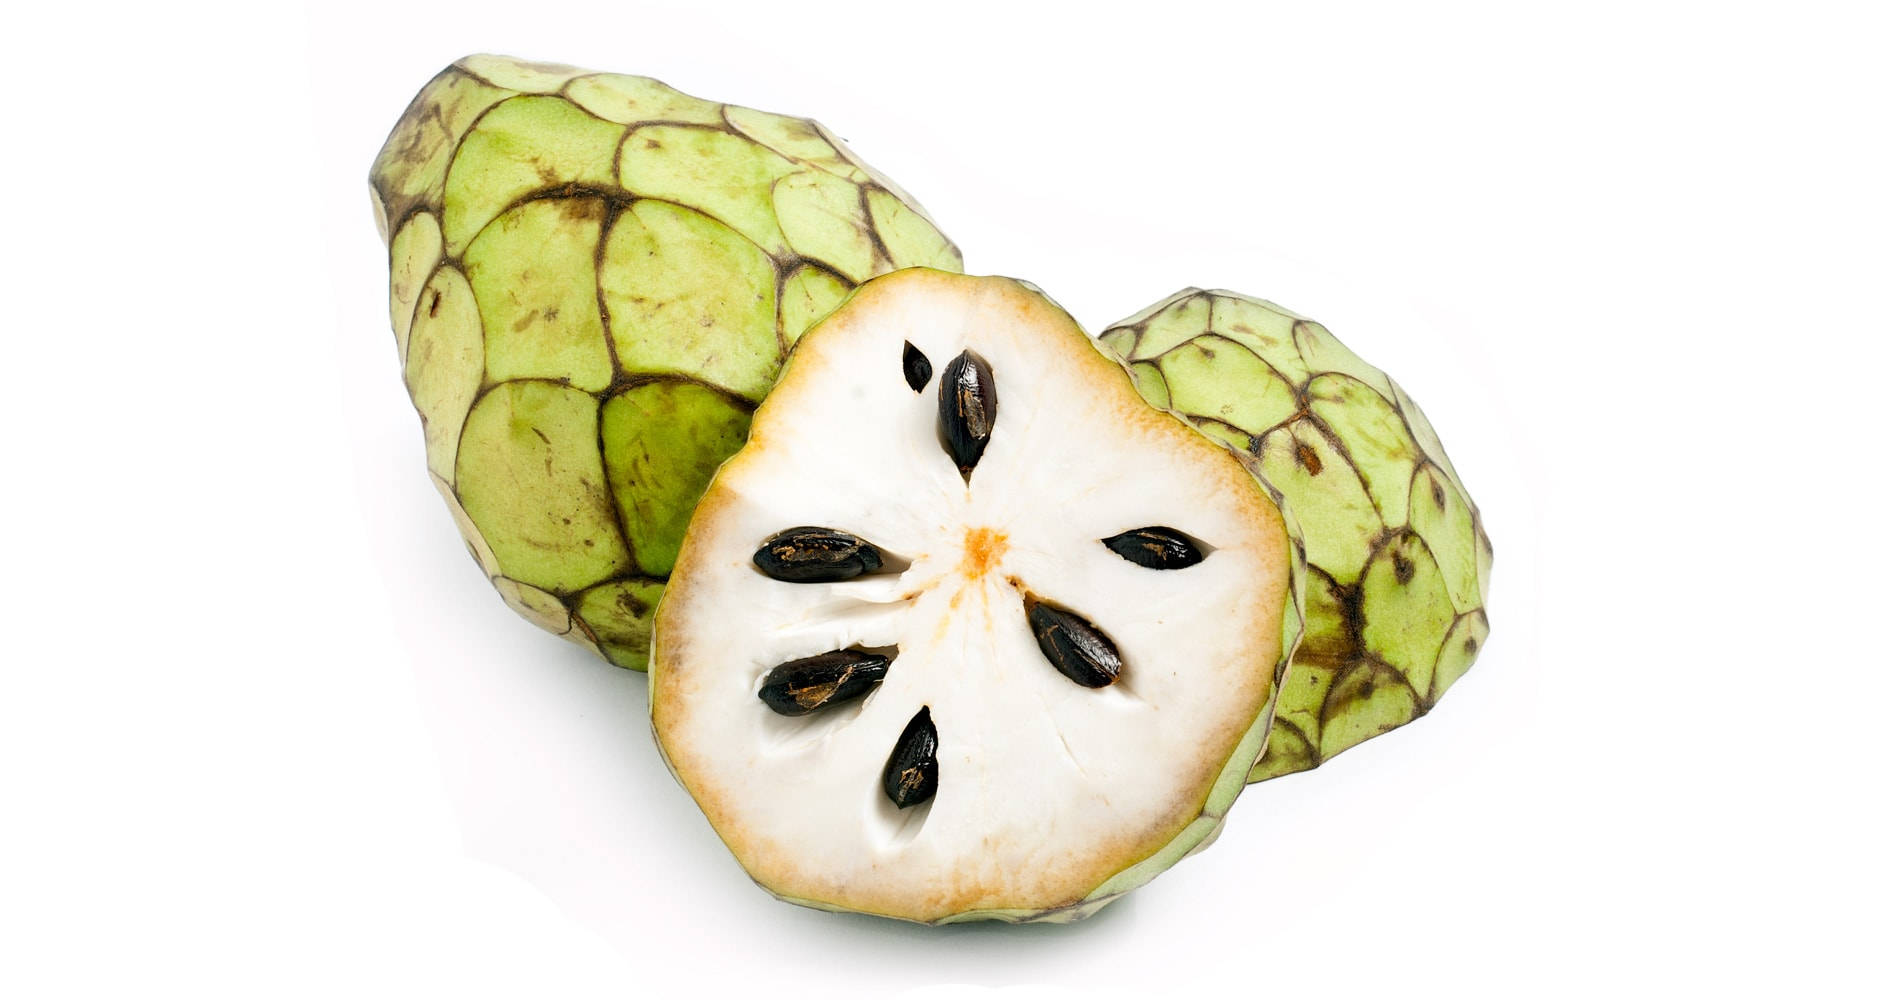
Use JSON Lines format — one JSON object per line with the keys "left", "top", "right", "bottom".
{"left": 1100, "top": 289, "right": 1491, "bottom": 781}
{"left": 370, "top": 55, "right": 963, "bottom": 667}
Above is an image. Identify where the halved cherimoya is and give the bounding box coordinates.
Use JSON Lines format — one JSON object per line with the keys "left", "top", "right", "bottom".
{"left": 650, "top": 270, "right": 1304, "bottom": 923}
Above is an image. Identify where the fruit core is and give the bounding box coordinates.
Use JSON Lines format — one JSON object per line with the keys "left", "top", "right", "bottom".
{"left": 958, "top": 526, "right": 1009, "bottom": 581}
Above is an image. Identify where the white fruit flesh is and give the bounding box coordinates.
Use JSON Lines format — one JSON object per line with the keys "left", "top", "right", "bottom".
{"left": 651, "top": 270, "right": 1291, "bottom": 922}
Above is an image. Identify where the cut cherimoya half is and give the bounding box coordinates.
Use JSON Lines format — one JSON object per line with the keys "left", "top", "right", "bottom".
{"left": 650, "top": 270, "right": 1303, "bottom": 923}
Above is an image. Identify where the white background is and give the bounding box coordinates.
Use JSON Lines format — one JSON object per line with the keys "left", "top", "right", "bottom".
{"left": 4, "top": 2, "right": 1875, "bottom": 996}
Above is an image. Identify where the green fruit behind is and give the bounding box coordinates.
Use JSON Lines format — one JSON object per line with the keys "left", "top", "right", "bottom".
{"left": 370, "top": 54, "right": 962, "bottom": 668}
{"left": 1100, "top": 290, "right": 1491, "bottom": 780}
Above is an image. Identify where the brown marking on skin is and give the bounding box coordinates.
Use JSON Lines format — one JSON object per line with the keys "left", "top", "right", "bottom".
{"left": 564, "top": 196, "right": 607, "bottom": 221}
{"left": 1296, "top": 441, "right": 1323, "bottom": 476}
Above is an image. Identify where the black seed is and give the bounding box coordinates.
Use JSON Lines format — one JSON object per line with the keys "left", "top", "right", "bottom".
{"left": 1393, "top": 551, "right": 1415, "bottom": 584}
{"left": 1027, "top": 598, "right": 1122, "bottom": 688}
{"left": 1102, "top": 526, "right": 1206, "bottom": 570}
{"left": 753, "top": 527, "right": 884, "bottom": 583}
{"left": 883, "top": 707, "right": 938, "bottom": 808}
{"left": 758, "top": 650, "right": 891, "bottom": 716}
{"left": 938, "top": 349, "right": 997, "bottom": 474}
{"left": 1430, "top": 480, "right": 1447, "bottom": 511}
{"left": 902, "top": 341, "right": 932, "bottom": 392}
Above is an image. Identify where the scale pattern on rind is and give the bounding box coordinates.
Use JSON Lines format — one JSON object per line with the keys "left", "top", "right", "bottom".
{"left": 370, "top": 55, "right": 963, "bottom": 669}
{"left": 1100, "top": 289, "right": 1491, "bottom": 781}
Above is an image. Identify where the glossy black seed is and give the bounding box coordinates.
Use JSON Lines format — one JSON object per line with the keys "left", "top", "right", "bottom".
{"left": 758, "top": 650, "right": 891, "bottom": 716}
{"left": 753, "top": 527, "right": 884, "bottom": 583}
{"left": 883, "top": 707, "right": 938, "bottom": 808}
{"left": 938, "top": 349, "right": 996, "bottom": 474}
{"left": 902, "top": 341, "right": 932, "bottom": 392}
{"left": 1027, "top": 599, "right": 1122, "bottom": 688}
{"left": 1102, "top": 526, "right": 1206, "bottom": 570}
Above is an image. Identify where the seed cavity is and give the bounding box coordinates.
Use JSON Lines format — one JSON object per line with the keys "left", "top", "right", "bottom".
{"left": 1026, "top": 597, "right": 1123, "bottom": 688}
{"left": 759, "top": 649, "right": 892, "bottom": 716}
{"left": 1102, "top": 526, "right": 1207, "bottom": 570}
{"left": 938, "top": 349, "right": 996, "bottom": 477}
{"left": 883, "top": 707, "right": 938, "bottom": 808}
{"left": 753, "top": 527, "right": 885, "bottom": 583}
{"left": 902, "top": 341, "right": 932, "bottom": 392}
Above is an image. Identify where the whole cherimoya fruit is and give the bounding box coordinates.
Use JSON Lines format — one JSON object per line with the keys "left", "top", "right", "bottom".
{"left": 368, "top": 55, "right": 962, "bottom": 668}
{"left": 1099, "top": 290, "right": 1491, "bottom": 781}
{"left": 651, "top": 271, "right": 1306, "bottom": 922}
